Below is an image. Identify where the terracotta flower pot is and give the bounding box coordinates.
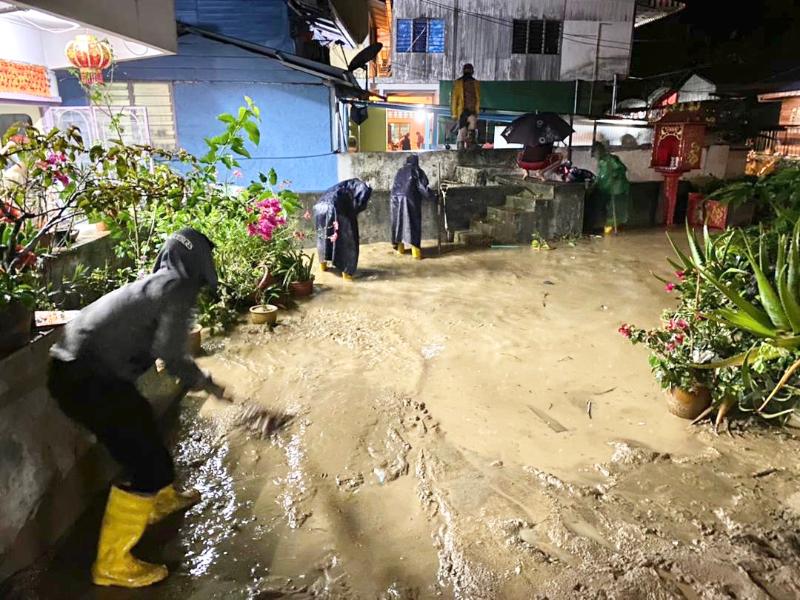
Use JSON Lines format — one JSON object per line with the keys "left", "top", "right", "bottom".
{"left": 95, "top": 221, "right": 109, "bottom": 232}
{"left": 188, "top": 325, "right": 202, "bottom": 357}
{"left": 0, "top": 300, "right": 33, "bottom": 358}
{"left": 666, "top": 386, "right": 711, "bottom": 420}
{"left": 250, "top": 304, "right": 278, "bottom": 325}
{"left": 289, "top": 278, "right": 314, "bottom": 298}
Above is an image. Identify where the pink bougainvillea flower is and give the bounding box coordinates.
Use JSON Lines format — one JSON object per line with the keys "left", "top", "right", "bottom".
{"left": 667, "top": 318, "right": 689, "bottom": 331}
{"left": 618, "top": 324, "right": 633, "bottom": 338}
{"left": 665, "top": 282, "right": 677, "bottom": 292}
{"left": 333, "top": 220, "right": 339, "bottom": 231}
{"left": 675, "top": 270, "right": 686, "bottom": 280}
{"left": 303, "top": 210, "right": 312, "bottom": 221}
{"left": 293, "top": 230, "right": 306, "bottom": 240}
{"left": 53, "top": 171, "right": 70, "bottom": 186}
{"left": 665, "top": 342, "right": 677, "bottom": 352}
{"left": 673, "top": 333, "right": 685, "bottom": 346}
{"left": 328, "top": 231, "right": 339, "bottom": 243}
{"left": 46, "top": 151, "right": 67, "bottom": 165}
{"left": 232, "top": 169, "right": 243, "bottom": 179}
{"left": 247, "top": 197, "right": 287, "bottom": 242}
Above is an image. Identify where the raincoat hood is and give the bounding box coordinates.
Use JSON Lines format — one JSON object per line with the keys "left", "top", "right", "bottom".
{"left": 153, "top": 228, "right": 218, "bottom": 292}
{"left": 344, "top": 178, "right": 373, "bottom": 213}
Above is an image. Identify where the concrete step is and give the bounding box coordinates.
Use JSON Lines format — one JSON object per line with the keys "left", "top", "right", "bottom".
{"left": 455, "top": 229, "right": 492, "bottom": 247}
{"left": 454, "top": 166, "right": 488, "bottom": 186}
{"left": 468, "top": 219, "right": 517, "bottom": 245}
{"left": 485, "top": 205, "right": 551, "bottom": 244}
{"left": 505, "top": 194, "right": 548, "bottom": 211}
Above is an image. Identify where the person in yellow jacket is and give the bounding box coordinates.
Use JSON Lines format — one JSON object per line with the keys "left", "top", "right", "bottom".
{"left": 450, "top": 63, "right": 480, "bottom": 150}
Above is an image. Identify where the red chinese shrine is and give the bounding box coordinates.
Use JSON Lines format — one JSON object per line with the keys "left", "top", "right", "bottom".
{"left": 650, "top": 105, "right": 710, "bottom": 226}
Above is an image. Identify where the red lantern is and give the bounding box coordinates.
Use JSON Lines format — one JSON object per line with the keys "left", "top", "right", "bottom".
{"left": 65, "top": 34, "right": 112, "bottom": 85}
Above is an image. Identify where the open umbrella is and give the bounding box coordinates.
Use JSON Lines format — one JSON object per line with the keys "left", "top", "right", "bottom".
{"left": 501, "top": 112, "right": 573, "bottom": 147}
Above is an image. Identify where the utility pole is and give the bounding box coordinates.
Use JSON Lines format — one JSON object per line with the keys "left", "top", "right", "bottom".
{"left": 451, "top": 0, "right": 460, "bottom": 80}
{"left": 588, "top": 22, "right": 606, "bottom": 117}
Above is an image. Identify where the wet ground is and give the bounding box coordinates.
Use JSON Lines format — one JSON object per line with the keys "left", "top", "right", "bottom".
{"left": 5, "top": 232, "right": 800, "bottom": 599}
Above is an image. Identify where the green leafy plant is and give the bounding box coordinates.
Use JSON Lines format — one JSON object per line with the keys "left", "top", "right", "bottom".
{"left": 278, "top": 249, "right": 315, "bottom": 287}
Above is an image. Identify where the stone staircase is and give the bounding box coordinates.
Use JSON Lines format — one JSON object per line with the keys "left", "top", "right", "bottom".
{"left": 441, "top": 165, "right": 586, "bottom": 247}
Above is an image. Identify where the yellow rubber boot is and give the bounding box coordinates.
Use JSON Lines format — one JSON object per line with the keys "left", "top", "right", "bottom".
{"left": 148, "top": 484, "right": 201, "bottom": 525}
{"left": 319, "top": 261, "right": 328, "bottom": 272}
{"left": 604, "top": 225, "right": 614, "bottom": 236}
{"left": 92, "top": 486, "right": 168, "bottom": 588}
{"left": 411, "top": 245, "right": 423, "bottom": 260}
{"left": 342, "top": 272, "right": 353, "bottom": 282}
{"left": 395, "top": 242, "right": 406, "bottom": 255}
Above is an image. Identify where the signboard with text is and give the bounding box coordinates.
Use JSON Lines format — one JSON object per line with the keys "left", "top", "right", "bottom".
{"left": 0, "top": 59, "right": 61, "bottom": 104}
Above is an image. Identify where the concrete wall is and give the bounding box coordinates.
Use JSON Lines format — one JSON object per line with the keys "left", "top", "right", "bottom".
{"left": 336, "top": 148, "right": 519, "bottom": 191}
{"left": 0, "top": 330, "right": 183, "bottom": 582}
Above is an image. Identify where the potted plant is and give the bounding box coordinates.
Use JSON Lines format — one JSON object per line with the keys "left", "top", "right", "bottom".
{"left": 282, "top": 249, "right": 315, "bottom": 298}
{"left": 620, "top": 316, "right": 715, "bottom": 419}
{"left": 249, "top": 283, "right": 280, "bottom": 325}
{"left": 188, "top": 323, "right": 203, "bottom": 356}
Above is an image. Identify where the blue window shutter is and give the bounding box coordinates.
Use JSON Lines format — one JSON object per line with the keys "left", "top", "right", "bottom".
{"left": 427, "top": 19, "right": 445, "bottom": 53}
{"left": 396, "top": 19, "right": 413, "bottom": 53}
{"left": 412, "top": 18, "right": 428, "bottom": 52}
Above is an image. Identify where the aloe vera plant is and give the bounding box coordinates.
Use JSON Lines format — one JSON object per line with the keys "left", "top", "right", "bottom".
{"left": 670, "top": 223, "right": 800, "bottom": 420}
{"left": 671, "top": 222, "right": 800, "bottom": 347}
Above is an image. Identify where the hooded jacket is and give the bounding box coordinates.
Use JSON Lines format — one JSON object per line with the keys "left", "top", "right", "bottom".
{"left": 390, "top": 156, "right": 433, "bottom": 247}
{"left": 314, "top": 178, "right": 372, "bottom": 275}
{"left": 51, "top": 228, "right": 217, "bottom": 387}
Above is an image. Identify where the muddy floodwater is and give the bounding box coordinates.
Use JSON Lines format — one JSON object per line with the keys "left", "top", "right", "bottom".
{"left": 7, "top": 232, "right": 800, "bottom": 599}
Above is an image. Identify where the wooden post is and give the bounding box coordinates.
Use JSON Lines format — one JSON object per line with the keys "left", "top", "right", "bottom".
{"left": 437, "top": 162, "right": 443, "bottom": 255}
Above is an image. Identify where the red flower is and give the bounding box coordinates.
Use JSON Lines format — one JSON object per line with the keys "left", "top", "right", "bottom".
{"left": 665, "top": 342, "right": 677, "bottom": 352}
{"left": 303, "top": 210, "right": 311, "bottom": 221}
{"left": 667, "top": 318, "right": 689, "bottom": 331}
{"left": 618, "top": 324, "right": 633, "bottom": 338}
{"left": 53, "top": 171, "right": 70, "bottom": 187}
{"left": 328, "top": 231, "right": 339, "bottom": 243}
{"left": 665, "top": 282, "right": 677, "bottom": 292}
{"left": 14, "top": 246, "right": 36, "bottom": 269}
{"left": 675, "top": 270, "right": 686, "bottom": 281}
{"left": 673, "top": 333, "right": 685, "bottom": 346}
{"left": 293, "top": 230, "right": 306, "bottom": 240}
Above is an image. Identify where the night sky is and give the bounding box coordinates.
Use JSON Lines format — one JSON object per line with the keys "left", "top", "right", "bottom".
{"left": 632, "top": 0, "right": 800, "bottom": 88}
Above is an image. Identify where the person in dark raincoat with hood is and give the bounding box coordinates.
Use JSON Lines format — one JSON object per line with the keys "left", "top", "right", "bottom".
{"left": 390, "top": 155, "right": 434, "bottom": 259}
{"left": 47, "top": 228, "right": 227, "bottom": 589}
{"left": 314, "top": 178, "right": 372, "bottom": 281}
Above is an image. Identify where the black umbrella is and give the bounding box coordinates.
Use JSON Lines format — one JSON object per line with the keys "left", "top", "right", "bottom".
{"left": 501, "top": 112, "right": 573, "bottom": 146}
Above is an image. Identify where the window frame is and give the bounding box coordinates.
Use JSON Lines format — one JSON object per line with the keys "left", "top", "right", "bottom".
{"left": 396, "top": 17, "right": 446, "bottom": 54}
{"left": 511, "top": 19, "right": 562, "bottom": 56}
{"left": 106, "top": 81, "right": 179, "bottom": 150}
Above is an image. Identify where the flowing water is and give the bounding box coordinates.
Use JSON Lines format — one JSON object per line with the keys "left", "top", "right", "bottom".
{"left": 7, "top": 232, "right": 800, "bottom": 599}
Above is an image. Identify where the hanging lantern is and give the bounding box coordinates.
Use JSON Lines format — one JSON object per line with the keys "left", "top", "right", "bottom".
{"left": 65, "top": 34, "right": 112, "bottom": 85}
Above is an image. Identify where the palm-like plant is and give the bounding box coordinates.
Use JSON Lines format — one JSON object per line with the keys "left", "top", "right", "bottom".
{"left": 670, "top": 223, "right": 800, "bottom": 420}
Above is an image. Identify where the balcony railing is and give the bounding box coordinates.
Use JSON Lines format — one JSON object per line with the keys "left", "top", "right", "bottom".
{"left": 42, "top": 106, "right": 151, "bottom": 147}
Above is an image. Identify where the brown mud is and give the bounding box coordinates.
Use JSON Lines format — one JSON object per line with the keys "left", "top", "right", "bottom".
{"left": 5, "top": 232, "right": 800, "bottom": 599}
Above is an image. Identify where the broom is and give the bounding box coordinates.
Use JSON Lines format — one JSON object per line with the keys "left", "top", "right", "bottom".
{"left": 230, "top": 399, "right": 294, "bottom": 440}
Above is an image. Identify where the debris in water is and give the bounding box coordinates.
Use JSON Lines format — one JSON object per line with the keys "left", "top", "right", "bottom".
{"left": 543, "top": 280, "right": 555, "bottom": 286}
{"left": 528, "top": 405, "right": 568, "bottom": 433}
{"left": 594, "top": 387, "right": 616, "bottom": 396}
{"left": 752, "top": 467, "right": 779, "bottom": 478}
{"left": 542, "top": 292, "right": 549, "bottom": 307}
{"left": 490, "top": 460, "right": 504, "bottom": 468}
{"left": 232, "top": 402, "right": 294, "bottom": 440}
{"left": 587, "top": 399, "right": 593, "bottom": 419}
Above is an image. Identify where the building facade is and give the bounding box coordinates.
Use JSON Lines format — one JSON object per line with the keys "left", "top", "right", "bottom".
{"left": 55, "top": 0, "right": 363, "bottom": 192}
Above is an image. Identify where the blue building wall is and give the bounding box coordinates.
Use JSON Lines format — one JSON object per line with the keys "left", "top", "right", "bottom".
{"left": 56, "top": 28, "right": 339, "bottom": 192}
{"left": 175, "top": 0, "right": 294, "bottom": 51}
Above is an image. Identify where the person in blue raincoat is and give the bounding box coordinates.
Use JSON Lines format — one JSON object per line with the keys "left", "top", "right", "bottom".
{"left": 314, "top": 178, "right": 372, "bottom": 281}
{"left": 390, "top": 155, "right": 434, "bottom": 259}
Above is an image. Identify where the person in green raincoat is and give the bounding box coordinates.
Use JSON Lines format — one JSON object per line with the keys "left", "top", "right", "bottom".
{"left": 593, "top": 142, "right": 631, "bottom": 235}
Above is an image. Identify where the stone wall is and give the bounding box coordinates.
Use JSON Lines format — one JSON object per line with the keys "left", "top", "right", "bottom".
{"left": 0, "top": 328, "right": 182, "bottom": 581}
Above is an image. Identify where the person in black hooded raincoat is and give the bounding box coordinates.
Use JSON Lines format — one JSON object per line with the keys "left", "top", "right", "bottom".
{"left": 47, "top": 228, "right": 227, "bottom": 589}
{"left": 390, "top": 154, "right": 434, "bottom": 260}
{"left": 314, "top": 178, "right": 372, "bottom": 281}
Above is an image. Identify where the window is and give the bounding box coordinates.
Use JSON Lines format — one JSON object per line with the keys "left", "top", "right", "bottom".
{"left": 397, "top": 18, "right": 445, "bottom": 53}
{"left": 106, "top": 82, "right": 178, "bottom": 149}
{"left": 512, "top": 19, "right": 562, "bottom": 55}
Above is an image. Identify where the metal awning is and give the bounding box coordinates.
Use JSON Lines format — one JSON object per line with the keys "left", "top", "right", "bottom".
{"left": 635, "top": 0, "right": 686, "bottom": 28}
{"left": 177, "top": 23, "right": 366, "bottom": 96}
